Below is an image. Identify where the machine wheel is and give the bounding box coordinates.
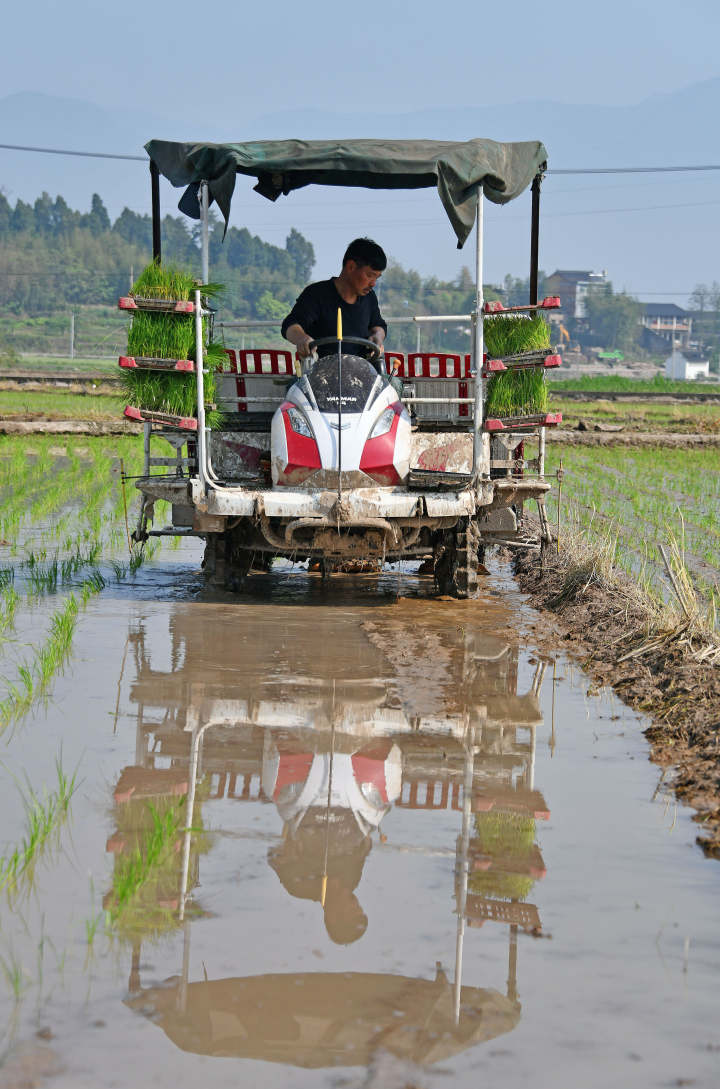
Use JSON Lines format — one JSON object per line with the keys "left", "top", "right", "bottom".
{"left": 434, "top": 518, "right": 479, "bottom": 599}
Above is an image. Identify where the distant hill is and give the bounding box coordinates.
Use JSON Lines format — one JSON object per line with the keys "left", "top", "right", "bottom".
{"left": 1, "top": 82, "right": 718, "bottom": 292}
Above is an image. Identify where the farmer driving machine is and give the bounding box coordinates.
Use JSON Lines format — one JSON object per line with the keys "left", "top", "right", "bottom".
{"left": 122, "top": 138, "right": 562, "bottom": 597}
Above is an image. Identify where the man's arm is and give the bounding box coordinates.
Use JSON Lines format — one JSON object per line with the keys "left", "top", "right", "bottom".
{"left": 368, "top": 292, "right": 387, "bottom": 353}
{"left": 284, "top": 322, "right": 315, "bottom": 358}
{"left": 368, "top": 325, "right": 386, "bottom": 353}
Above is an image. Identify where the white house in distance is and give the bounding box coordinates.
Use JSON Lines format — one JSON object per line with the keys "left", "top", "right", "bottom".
{"left": 665, "top": 348, "right": 710, "bottom": 381}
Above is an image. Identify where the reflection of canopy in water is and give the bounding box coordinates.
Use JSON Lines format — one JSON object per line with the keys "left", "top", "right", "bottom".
{"left": 125, "top": 970, "right": 520, "bottom": 1067}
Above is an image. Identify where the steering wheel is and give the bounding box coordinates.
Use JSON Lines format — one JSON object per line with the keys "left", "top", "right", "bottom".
{"left": 309, "top": 335, "right": 382, "bottom": 362}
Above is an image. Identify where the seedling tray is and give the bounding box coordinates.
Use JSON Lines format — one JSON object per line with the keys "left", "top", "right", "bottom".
{"left": 124, "top": 405, "right": 198, "bottom": 431}
{"left": 483, "top": 350, "right": 561, "bottom": 375}
{"left": 119, "top": 356, "right": 195, "bottom": 372}
{"left": 484, "top": 412, "right": 562, "bottom": 432}
{"left": 119, "top": 296, "right": 195, "bottom": 314}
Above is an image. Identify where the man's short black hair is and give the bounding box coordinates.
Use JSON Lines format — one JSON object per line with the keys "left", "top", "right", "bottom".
{"left": 342, "top": 237, "right": 387, "bottom": 271}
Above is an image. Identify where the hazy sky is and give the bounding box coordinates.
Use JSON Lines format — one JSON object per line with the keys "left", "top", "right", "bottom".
{"left": 5, "top": 0, "right": 720, "bottom": 122}
{"left": 2, "top": 0, "right": 719, "bottom": 300}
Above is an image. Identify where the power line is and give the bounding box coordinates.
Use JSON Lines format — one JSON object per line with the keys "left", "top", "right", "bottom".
{"left": 548, "top": 165, "right": 720, "bottom": 175}
{"left": 2, "top": 141, "right": 720, "bottom": 176}
{"left": 0, "top": 143, "right": 145, "bottom": 162}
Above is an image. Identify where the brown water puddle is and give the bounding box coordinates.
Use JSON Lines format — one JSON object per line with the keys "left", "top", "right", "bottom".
{"left": 0, "top": 558, "right": 719, "bottom": 1088}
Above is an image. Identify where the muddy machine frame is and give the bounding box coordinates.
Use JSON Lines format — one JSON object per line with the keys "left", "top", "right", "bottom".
{"left": 130, "top": 149, "right": 557, "bottom": 597}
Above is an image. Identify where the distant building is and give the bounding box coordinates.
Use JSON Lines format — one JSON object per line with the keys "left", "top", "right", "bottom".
{"left": 641, "top": 303, "right": 692, "bottom": 349}
{"left": 543, "top": 270, "right": 607, "bottom": 320}
{"left": 665, "top": 348, "right": 709, "bottom": 381}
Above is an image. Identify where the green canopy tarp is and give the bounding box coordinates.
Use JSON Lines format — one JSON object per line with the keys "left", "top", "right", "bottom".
{"left": 145, "top": 137, "right": 547, "bottom": 248}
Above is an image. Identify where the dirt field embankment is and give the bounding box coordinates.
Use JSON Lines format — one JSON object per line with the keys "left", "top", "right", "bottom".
{"left": 0, "top": 419, "right": 140, "bottom": 435}
{"left": 549, "top": 430, "right": 720, "bottom": 447}
{"left": 514, "top": 546, "right": 720, "bottom": 857}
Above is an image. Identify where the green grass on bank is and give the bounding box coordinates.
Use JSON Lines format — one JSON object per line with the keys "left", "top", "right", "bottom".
{"left": 548, "top": 374, "right": 720, "bottom": 395}
{"left": 1, "top": 355, "right": 118, "bottom": 375}
{"left": 0, "top": 390, "right": 123, "bottom": 419}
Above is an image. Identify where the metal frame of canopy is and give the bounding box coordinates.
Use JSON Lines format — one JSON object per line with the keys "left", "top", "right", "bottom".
{"left": 146, "top": 152, "right": 544, "bottom": 483}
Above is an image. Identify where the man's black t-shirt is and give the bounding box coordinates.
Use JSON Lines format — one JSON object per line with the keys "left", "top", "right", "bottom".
{"left": 281, "top": 279, "right": 387, "bottom": 354}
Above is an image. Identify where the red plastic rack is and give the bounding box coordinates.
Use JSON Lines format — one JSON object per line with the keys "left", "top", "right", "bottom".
{"left": 124, "top": 405, "right": 197, "bottom": 431}
{"left": 484, "top": 412, "right": 562, "bottom": 432}
{"left": 483, "top": 296, "right": 561, "bottom": 315}
{"left": 119, "top": 356, "right": 195, "bottom": 372}
{"left": 483, "top": 350, "right": 561, "bottom": 375}
{"left": 118, "top": 296, "right": 195, "bottom": 314}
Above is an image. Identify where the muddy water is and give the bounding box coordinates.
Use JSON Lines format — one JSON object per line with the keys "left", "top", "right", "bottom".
{"left": 1, "top": 552, "right": 719, "bottom": 1088}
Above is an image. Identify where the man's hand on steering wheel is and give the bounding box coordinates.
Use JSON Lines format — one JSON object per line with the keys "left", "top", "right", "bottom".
{"left": 295, "top": 333, "right": 315, "bottom": 358}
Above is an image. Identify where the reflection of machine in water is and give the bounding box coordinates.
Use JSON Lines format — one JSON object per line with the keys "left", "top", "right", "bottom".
{"left": 108, "top": 608, "right": 550, "bottom": 1067}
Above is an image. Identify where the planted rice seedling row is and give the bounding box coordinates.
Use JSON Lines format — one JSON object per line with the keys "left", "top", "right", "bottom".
{"left": 0, "top": 573, "right": 106, "bottom": 734}
{"left": 0, "top": 757, "right": 78, "bottom": 894}
{"left": 548, "top": 451, "right": 720, "bottom": 550}
{"left": 545, "top": 445, "right": 720, "bottom": 619}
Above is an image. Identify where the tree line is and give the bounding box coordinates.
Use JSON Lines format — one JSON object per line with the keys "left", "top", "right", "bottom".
{"left": 1, "top": 191, "right": 716, "bottom": 362}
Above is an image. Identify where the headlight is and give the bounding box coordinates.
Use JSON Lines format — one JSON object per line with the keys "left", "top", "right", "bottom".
{"left": 360, "top": 781, "right": 384, "bottom": 807}
{"left": 286, "top": 406, "right": 312, "bottom": 437}
{"left": 369, "top": 407, "right": 396, "bottom": 439}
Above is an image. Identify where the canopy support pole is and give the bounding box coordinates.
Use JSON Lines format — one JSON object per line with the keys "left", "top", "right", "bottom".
{"left": 150, "top": 160, "right": 161, "bottom": 263}
{"left": 471, "top": 186, "right": 485, "bottom": 477}
{"left": 529, "top": 173, "right": 542, "bottom": 304}
{"left": 200, "top": 181, "right": 210, "bottom": 285}
{"left": 194, "top": 287, "right": 207, "bottom": 488}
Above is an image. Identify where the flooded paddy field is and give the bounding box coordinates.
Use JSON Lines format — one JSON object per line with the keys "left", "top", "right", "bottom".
{"left": 0, "top": 439, "right": 719, "bottom": 1088}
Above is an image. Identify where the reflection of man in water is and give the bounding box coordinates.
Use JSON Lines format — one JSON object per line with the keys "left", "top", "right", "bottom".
{"left": 268, "top": 810, "right": 371, "bottom": 944}
{"left": 263, "top": 735, "right": 402, "bottom": 943}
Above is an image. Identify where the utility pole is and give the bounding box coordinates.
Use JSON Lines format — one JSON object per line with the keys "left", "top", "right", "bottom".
{"left": 69, "top": 313, "right": 75, "bottom": 361}
{"left": 129, "top": 264, "right": 134, "bottom": 292}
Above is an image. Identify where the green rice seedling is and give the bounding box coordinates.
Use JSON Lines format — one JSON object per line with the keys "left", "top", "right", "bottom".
{"left": 484, "top": 314, "right": 551, "bottom": 357}
{"left": 0, "top": 587, "right": 18, "bottom": 634}
{"left": 79, "top": 571, "right": 105, "bottom": 604}
{"left": 127, "top": 309, "right": 196, "bottom": 361}
{"left": 128, "top": 538, "right": 159, "bottom": 575}
{"left": 0, "top": 568, "right": 14, "bottom": 589}
{"left": 85, "top": 912, "right": 104, "bottom": 948}
{"left": 468, "top": 869, "right": 535, "bottom": 901}
{"left": 110, "top": 560, "right": 127, "bottom": 581}
{"left": 121, "top": 361, "right": 220, "bottom": 429}
{"left": 484, "top": 314, "right": 551, "bottom": 417}
{"left": 131, "top": 262, "right": 194, "bottom": 302}
{"left": 0, "top": 758, "right": 78, "bottom": 894}
{"left": 123, "top": 261, "right": 224, "bottom": 426}
{"left": 0, "top": 949, "right": 28, "bottom": 1002}
{"left": 467, "top": 810, "right": 539, "bottom": 901}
